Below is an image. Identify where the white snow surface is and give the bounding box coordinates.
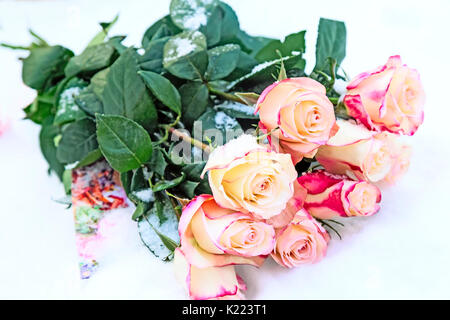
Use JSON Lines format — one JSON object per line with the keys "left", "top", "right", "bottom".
{"left": 1, "top": 0, "right": 450, "bottom": 299}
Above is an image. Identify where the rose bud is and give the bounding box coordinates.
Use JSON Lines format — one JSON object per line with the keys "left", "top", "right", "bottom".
{"left": 178, "top": 195, "right": 267, "bottom": 271}
{"left": 344, "top": 55, "right": 425, "bottom": 135}
{"left": 316, "top": 119, "right": 393, "bottom": 182}
{"left": 174, "top": 248, "right": 246, "bottom": 300}
{"left": 256, "top": 77, "right": 338, "bottom": 164}
{"left": 298, "top": 170, "right": 381, "bottom": 219}
{"left": 201, "top": 134, "right": 297, "bottom": 220}
{"left": 271, "top": 209, "right": 329, "bottom": 268}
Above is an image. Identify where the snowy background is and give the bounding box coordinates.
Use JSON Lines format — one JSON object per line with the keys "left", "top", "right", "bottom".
{"left": 1, "top": 0, "right": 450, "bottom": 299}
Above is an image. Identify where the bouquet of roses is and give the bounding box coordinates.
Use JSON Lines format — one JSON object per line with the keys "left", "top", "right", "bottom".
{"left": 3, "top": 0, "right": 424, "bottom": 300}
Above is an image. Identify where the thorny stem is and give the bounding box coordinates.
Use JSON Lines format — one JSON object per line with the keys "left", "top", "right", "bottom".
{"left": 154, "top": 114, "right": 182, "bottom": 146}
{"left": 169, "top": 127, "right": 211, "bottom": 154}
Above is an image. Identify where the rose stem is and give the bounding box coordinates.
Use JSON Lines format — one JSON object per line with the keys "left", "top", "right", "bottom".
{"left": 169, "top": 127, "right": 212, "bottom": 154}
{"left": 206, "top": 84, "right": 245, "bottom": 104}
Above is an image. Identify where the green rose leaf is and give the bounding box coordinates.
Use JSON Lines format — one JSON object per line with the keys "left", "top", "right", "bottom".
{"left": 215, "top": 100, "right": 258, "bottom": 119}
{"left": 254, "top": 39, "right": 283, "bottom": 62}
{"left": 74, "top": 87, "right": 103, "bottom": 116}
{"left": 205, "top": 44, "right": 240, "bottom": 80}
{"left": 148, "top": 148, "right": 167, "bottom": 177}
{"left": 90, "top": 68, "right": 110, "bottom": 96}
{"left": 74, "top": 69, "right": 109, "bottom": 116}
{"left": 163, "top": 30, "right": 208, "bottom": 80}
{"left": 201, "top": 4, "right": 222, "bottom": 46}
{"left": 138, "top": 70, "right": 181, "bottom": 114}
{"left": 137, "top": 195, "right": 180, "bottom": 261}
{"left": 54, "top": 78, "right": 88, "bottom": 126}
{"left": 196, "top": 108, "right": 242, "bottom": 145}
{"left": 227, "top": 54, "right": 304, "bottom": 90}
{"left": 283, "top": 30, "right": 306, "bottom": 55}
{"left": 225, "top": 51, "right": 258, "bottom": 81}
{"left": 87, "top": 14, "right": 119, "bottom": 47}
{"left": 132, "top": 201, "right": 147, "bottom": 221}
{"left": 152, "top": 172, "right": 185, "bottom": 192}
{"left": 255, "top": 30, "right": 306, "bottom": 62}
{"left": 179, "top": 82, "right": 209, "bottom": 128}
{"left": 179, "top": 161, "right": 211, "bottom": 197}
{"left": 102, "top": 49, "right": 158, "bottom": 131}
{"left": 120, "top": 171, "right": 133, "bottom": 196}
{"left": 22, "top": 45, "right": 74, "bottom": 91}
{"left": 107, "top": 36, "right": 127, "bottom": 54}
{"left": 235, "top": 30, "right": 274, "bottom": 55}
{"left": 56, "top": 118, "right": 98, "bottom": 164}
{"left": 314, "top": 18, "right": 346, "bottom": 74}
{"left": 24, "top": 86, "right": 57, "bottom": 125}
{"left": 96, "top": 114, "right": 153, "bottom": 173}
{"left": 142, "top": 15, "right": 181, "bottom": 48}
{"left": 39, "top": 118, "right": 65, "bottom": 180}
{"left": 178, "top": 180, "right": 199, "bottom": 198}
{"left": 218, "top": 2, "right": 239, "bottom": 43}
{"left": 169, "top": 0, "right": 218, "bottom": 31}
{"left": 64, "top": 42, "right": 116, "bottom": 78}
{"left": 138, "top": 37, "right": 170, "bottom": 73}
{"left": 74, "top": 149, "right": 103, "bottom": 169}
{"left": 127, "top": 167, "right": 154, "bottom": 205}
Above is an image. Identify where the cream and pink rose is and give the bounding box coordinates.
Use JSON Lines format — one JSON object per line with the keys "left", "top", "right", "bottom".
{"left": 174, "top": 194, "right": 273, "bottom": 300}
{"left": 271, "top": 209, "right": 329, "bottom": 268}
{"left": 316, "top": 119, "right": 392, "bottom": 182}
{"left": 201, "top": 134, "right": 297, "bottom": 220}
{"left": 174, "top": 248, "right": 247, "bottom": 300}
{"left": 256, "top": 77, "right": 338, "bottom": 164}
{"left": 298, "top": 170, "right": 381, "bottom": 219}
{"left": 382, "top": 134, "right": 412, "bottom": 184}
{"left": 344, "top": 55, "right": 425, "bottom": 135}
{"left": 265, "top": 180, "right": 307, "bottom": 228}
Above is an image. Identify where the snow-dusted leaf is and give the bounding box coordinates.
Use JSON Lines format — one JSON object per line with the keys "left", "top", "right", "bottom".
{"left": 169, "top": 0, "right": 218, "bottom": 31}
{"left": 197, "top": 108, "right": 242, "bottom": 145}
{"left": 205, "top": 44, "right": 240, "bottom": 80}
{"left": 137, "top": 196, "right": 180, "bottom": 261}
{"left": 54, "top": 78, "right": 88, "bottom": 126}
{"left": 215, "top": 100, "right": 258, "bottom": 119}
{"left": 163, "top": 30, "right": 208, "bottom": 80}
{"left": 226, "top": 54, "right": 304, "bottom": 90}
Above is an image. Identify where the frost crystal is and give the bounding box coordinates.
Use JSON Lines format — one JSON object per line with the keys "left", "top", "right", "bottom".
{"left": 216, "top": 101, "right": 255, "bottom": 116}
{"left": 182, "top": 7, "right": 207, "bottom": 30}
{"left": 56, "top": 87, "right": 81, "bottom": 115}
{"left": 214, "top": 111, "right": 239, "bottom": 130}
{"left": 133, "top": 189, "right": 155, "bottom": 203}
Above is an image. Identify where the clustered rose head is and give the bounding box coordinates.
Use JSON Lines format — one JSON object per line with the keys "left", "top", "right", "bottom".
{"left": 316, "top": 119, "right": 393, "bottom": 182}
{"left": 343, "top": 55, "right": 425, "bottom": 136}
{"left": 201, "top": 134, "right": 297, "bottom": 220}
{"left": 298, "top": 170, "right": 381, "bottom": 219}
{"left": 256, "top": 77, "right": 338, "bottom": 164}
{"left": 174, "top": 61, "right": 423, "bottom": 299}
{"left": 174, "top": 194, "right": 270, "bottom": 300}
{"left": 175, "top": 135, "right": 330, "bottom": 300}
{"left": 271, "top": 209, "right": 329, "bottom": 268}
